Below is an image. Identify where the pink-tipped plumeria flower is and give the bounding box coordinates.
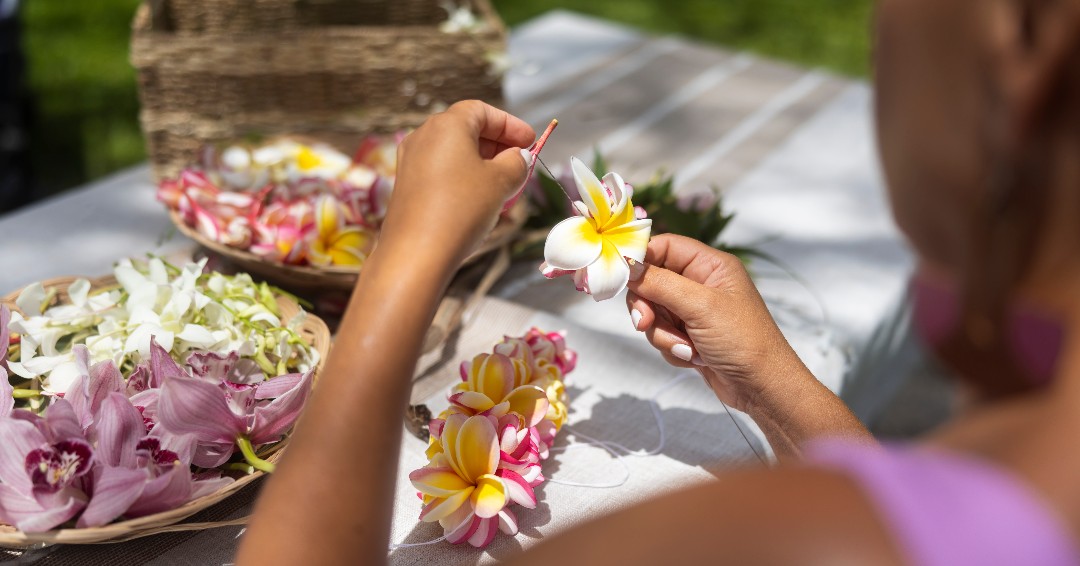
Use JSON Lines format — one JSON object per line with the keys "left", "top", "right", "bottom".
{"left": 306, "top": 195, "right": 374, "bottom": 267}
{"left": 540, "top": 157, "right": 652, "bottom": 301}
{"left": 448, "top": 353, "right": 550, "bottom": 428}
{"left": 410, "top": 414, "right": 519, "bottom": 548}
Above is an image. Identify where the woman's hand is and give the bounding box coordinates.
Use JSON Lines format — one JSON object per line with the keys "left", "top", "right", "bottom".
{"left": 626, "top": 234, "right": 809, "bottom": 412}
{"left": 379, "top": 100, "right": 535, "bottom": 270}
{"left": 626, "top": 234, "right": 870, "bottom": 458}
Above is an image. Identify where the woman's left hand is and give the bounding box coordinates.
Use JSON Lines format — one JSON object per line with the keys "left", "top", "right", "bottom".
{"left": 379, "top": 100, "right": 536, "bottom": 267}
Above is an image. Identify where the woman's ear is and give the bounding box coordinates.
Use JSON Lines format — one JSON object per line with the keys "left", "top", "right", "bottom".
{"left": 987, "top": 0, "right": 1080, "bottom": 144}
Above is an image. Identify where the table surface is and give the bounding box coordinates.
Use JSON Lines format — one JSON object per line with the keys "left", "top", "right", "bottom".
{"left": 0, "top": 10, "right": 914, "bottom": 565}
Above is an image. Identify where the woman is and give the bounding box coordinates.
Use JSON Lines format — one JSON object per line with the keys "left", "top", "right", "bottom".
{"left": 237, "top": 0, "right": 1080, "bottom": 563}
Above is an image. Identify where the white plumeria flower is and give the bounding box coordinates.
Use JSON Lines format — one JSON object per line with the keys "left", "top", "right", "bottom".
{"left": 540, "top": 158, "right": 652, "bottom": 302}
{"left": 275, "top": 141, "right": 352, "bottom": 182}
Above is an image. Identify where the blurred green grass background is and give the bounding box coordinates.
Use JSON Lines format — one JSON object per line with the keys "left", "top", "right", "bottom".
{"left": 20, "top": 0, "right": 872, "bottom": 197}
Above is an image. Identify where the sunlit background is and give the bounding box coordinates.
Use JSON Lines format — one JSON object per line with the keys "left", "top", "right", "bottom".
{"left": 12, "top": 0, "right": 872, "bottom": 207}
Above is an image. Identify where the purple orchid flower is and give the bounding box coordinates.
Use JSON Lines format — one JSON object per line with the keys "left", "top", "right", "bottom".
{"left": 1, "top": 304, "right": 10, "bottom": 372}
{"left": 0, "top": 399, "right": 93, "bottom": 532}
{"left": 77, "top": 393, "right": 231, "bottom": 528}
{"left": 157, "top": 347, "right": 313, "bottom": 472}
{"left": 1, "top": 366, "right": 11, "bottom": 419}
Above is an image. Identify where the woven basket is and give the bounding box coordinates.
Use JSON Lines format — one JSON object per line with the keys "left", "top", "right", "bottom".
{"left": 162, "top": 0, "right": 450, "bottom": 33}
{"left": 132, "top": 0, "right": 507, "bottom": 180}
{"left": 0, "top": 275, "right": 331, "bottom": 548}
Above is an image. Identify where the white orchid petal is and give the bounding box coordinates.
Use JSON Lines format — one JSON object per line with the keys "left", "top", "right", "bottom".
{"left": 177, "top": 324, "right": 218, "bottom": 350}
{"left": 40, "top": 361, "right": 81, "bottom": 395}
{"left": 585, "top": 240, "right": 631, "bottom": 302}
{"left": 543, "top": 216, "right": 603, "bottom": 271}
{"left": 148, "top": 258, "right": 169, "bottom": 285}
{"left": 15, "top": 282, "right": 46, "bottom": 315}
{"left": 67, "top": 279, "right": 91, "bottom": 308}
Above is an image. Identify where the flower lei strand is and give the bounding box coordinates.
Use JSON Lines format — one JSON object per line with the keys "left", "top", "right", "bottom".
{"left": 409, "top": 328, "right": 576, "bottom": 548}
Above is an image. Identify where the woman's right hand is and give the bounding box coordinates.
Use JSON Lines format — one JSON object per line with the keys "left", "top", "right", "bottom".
{"left": 625, "top": 234, "right": 813, "bottom": 414}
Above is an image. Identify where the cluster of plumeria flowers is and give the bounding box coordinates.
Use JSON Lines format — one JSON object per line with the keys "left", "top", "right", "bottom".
{"left": 540, "top": 158, "right": 652, "bottom": 302}
{"left": 409, "top": 328, "right": 576, "bottom": 548}
{"left": 157, "top": 135, "right": 403, "bottom": 267}
{"left": 0, "top": 260, "right": 318, "bottom": 532}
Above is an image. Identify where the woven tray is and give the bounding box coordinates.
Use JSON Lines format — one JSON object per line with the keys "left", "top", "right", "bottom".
{"left": 0, "top": 275, "right": 331, "bottom": 548}
{"left": 169, "top": 197, "right": 528, "bottom": 291}
{"left": 131, "top": 0, "right": 507, "bottom": 180}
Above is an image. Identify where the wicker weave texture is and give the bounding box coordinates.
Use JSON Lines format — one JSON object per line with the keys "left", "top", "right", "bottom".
{"left": 131, "top": 0, "right": 507, "bottom": 179}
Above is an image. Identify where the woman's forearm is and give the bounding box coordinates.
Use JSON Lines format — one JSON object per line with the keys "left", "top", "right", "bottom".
{"left": 745, "top": 361, "right": 873, "bottom": 462}
{"left": 236, "top": 239, "right": 459, "bottom": 565}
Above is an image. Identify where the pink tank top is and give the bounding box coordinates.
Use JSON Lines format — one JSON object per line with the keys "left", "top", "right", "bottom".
{"left": 805, "top": 439, "right": 1080, "bottom": 566}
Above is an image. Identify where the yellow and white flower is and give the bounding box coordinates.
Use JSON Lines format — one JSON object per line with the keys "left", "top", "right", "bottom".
{"left": 540, "top": 157, "right": 652, "bottom": 301}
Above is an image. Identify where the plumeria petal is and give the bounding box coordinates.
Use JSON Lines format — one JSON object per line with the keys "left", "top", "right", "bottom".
{"left": 454, "top": 415, "right": 498, "bottom": 482}
{"left": 449, "top": 391, "right": 496, "bottom": 414}
{"left": 585, "top": 239, "right": 631, "bottom": 302}
{"left": 497, "top": 507, "right": 519, "bottom": 536}
{"left": 603, "top": 218, "right": 653, "bottom": 263}
{"left": 467, "top": 516, "right": 498, "bottom": 548}
{"left": 418, "top": 487, "right": 473, "bottom": 523}
{"left": 496, "top": 468, "right": 536, "bottom": 509}
{"left": 442, "top": 506, "right": 480, "bottom": 544}
{"left": 410, "top": 467, "right": 472, "bottom": 498}
{"left": 504, "top": 385, "right": 550, "bottom": 427}
{"left": 470, "top": 474, "right": 507, "bottom": 519}
{"left": 543, "top": 216, "right": 602, "bottom": 271}
{"left": 571, "top": 157, "right": 611, "bottom": 225}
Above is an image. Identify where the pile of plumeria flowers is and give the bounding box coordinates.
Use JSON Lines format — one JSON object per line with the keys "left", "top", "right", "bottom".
{"left": 409, "top": 328, "right": 576, "bottom": 548}
{"left": 0, "top": 258, "right": 318, "bottom": 532}
{"left": 157, "top": 135, "right": 403, "bottom": 268}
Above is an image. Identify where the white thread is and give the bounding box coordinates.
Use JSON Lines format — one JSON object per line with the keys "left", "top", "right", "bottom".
{"left": 388, "top": 535, "right": 447, "bottom": 550}
{"left": 546, "top": 373, "right": 696, "bottom": 488}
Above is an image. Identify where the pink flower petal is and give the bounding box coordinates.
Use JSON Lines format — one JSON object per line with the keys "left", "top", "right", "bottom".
{"left": 77, "top": 466, "right": 146, "bottom": 527}
{"left": 93, "top": 393, "right": 146, "bottom": 468}
{"left": 158, "top": 377, "right": 243, "bottom": 444}
{"left": 249, "top": 370, "right": 313, "bottom": 445}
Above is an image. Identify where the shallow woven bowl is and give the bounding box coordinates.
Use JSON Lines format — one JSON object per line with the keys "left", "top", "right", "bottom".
{"left": 0, "top": 275, "right": 331, "bottom": 547}
{"left": 169, "top": 198, "right": 528, "bottom": 291}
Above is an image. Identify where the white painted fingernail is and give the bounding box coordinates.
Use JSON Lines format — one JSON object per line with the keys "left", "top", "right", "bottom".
{"left": 671, "top": 344, "right": 693, "bottom": 362}
{"left": 691, "top": 354, "right": 705, "bottom": 366}
{"left": 631, "top": 309, "right": 642, "bottom": 330}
